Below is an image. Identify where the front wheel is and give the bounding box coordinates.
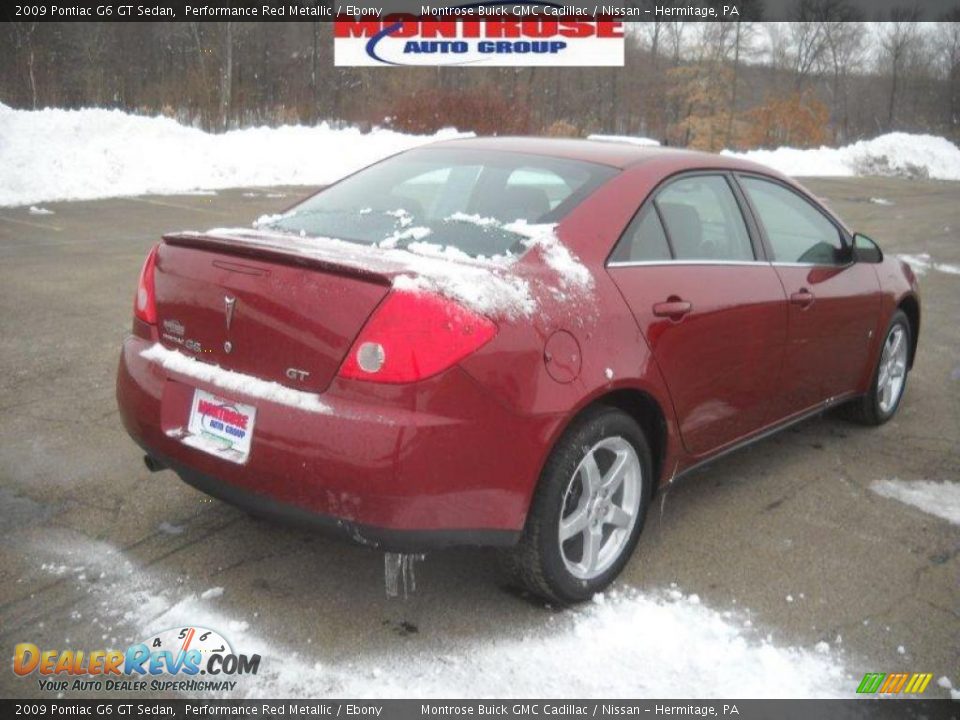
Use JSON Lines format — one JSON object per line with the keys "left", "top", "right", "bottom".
{"left": 504, "top": 406, "right": 652, "bottom": 605}
{"left": 846, "top": 310, "right": 912, "bottom": 426}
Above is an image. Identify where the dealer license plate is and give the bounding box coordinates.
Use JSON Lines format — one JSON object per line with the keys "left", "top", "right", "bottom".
{"left": 185, "top": 388, "right": 256, "bottom": 462}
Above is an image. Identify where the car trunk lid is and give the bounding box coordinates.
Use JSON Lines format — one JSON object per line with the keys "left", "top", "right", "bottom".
{"left": 153, "top": 231, "right": 394, "bottom": 394}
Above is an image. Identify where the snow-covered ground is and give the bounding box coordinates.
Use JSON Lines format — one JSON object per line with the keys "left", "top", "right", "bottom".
{"left": 725, "top": 133, "right": 960, "bottom": 181}
{"left": 0, "top": 103, "right": 468, "bottom": 207}
{"left": 895, "top": 253, "right": 960, "bottom": 277}
{"left": 871, "top": 479, "right": 960, "bottom": 526}
{"left": 32, "top": 534, "right": 852, "bottom": 698}
{"left": 2, "top": 103, "right": 959, "bottom": 207}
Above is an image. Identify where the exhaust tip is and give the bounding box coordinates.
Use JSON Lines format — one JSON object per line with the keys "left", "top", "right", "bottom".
{"left": 143, "top": 455, "right": 166, "bottom": 473}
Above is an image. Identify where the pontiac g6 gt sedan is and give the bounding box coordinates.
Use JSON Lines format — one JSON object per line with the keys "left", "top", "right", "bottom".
{"left": 117, "top": 137, "right": 920, "bottom": 603}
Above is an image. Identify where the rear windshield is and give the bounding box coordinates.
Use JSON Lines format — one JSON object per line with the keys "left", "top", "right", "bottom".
{"left": 261, "top": 148, "right": 618, "bottom": 259}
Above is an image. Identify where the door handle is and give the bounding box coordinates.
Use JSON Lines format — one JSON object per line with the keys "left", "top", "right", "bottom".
{"left": 653, "top": 298, "right": 693, "bottom": 320}
{"left": 790, "top": 289, "right": 815, "bottom": 309}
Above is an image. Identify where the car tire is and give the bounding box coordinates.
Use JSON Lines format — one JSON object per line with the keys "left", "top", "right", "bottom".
{"left": 846, "top": 310, "right": 912, "bottom": 426}
{"left": 504, "top": 405, "right": 653, "bottom": 605}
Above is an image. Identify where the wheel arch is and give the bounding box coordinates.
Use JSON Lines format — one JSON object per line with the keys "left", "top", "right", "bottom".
{"left": 897, "top": 294, "right": 920, "bottom": 369}
{"left": 598, "top": 389, "right": 668, "bottom": 493}
{"left": 545, "top": 387, "right": 670, "bottom": 497}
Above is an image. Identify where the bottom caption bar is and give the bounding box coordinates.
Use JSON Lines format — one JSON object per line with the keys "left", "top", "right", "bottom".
{"left": 3, "top": 699, "right": 959, "bottom": 720}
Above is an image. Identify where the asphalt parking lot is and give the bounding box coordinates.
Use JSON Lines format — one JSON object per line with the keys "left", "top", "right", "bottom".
{"left": 0, "top": 178, "right": 957, "bottom": 698}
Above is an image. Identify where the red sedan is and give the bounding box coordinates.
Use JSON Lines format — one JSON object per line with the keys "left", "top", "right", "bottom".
{"left": 117, "top": 138, "right": 920, "bottom": 603}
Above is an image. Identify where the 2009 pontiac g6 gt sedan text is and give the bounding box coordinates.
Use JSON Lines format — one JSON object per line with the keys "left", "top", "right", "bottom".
{"left": 117, "top": 137, "right": 920, "bottom": 603}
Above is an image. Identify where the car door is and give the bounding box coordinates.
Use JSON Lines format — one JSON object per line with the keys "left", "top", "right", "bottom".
{"left": 736, "top": 175, "right": 882, "bottom": 418}
{"left": 607, "top": 173, "right": 788, "bottom": 457}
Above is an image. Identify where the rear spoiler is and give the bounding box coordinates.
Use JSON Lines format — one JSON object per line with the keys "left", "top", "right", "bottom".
{"left": 162, "top": 231, "right": 393, "bottom": 286}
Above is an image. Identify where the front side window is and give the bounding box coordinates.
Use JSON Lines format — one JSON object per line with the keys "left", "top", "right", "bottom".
{"left": 655, "top": 175, "right": 754, "bottom": 262}
{"left": 261, "top": 148, "right": 617, "bottom": 259}
{"left": 739, "top": 176, "right": 846, "bottom": 265}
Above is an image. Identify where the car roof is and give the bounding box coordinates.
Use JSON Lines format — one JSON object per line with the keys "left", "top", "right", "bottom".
{"left": 424, "top": 136, "right": 779, "bottom": 176}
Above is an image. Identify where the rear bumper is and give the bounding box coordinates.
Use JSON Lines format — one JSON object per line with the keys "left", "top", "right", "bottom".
{"left": 117, "top": 335, "right": 556, "bottom": 551}
{"left": 137, "top": 441, "right": 518, "bottom": 551}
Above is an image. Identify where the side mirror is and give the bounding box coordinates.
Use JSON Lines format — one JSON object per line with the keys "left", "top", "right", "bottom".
{"left": 852, "top": 233, "right": 883, "bottom": 264}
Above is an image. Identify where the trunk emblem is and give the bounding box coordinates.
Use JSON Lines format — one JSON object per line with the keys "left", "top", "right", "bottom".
{"left": 224, "top": 295, "right": 236, "bottom": 331}
{"left": 286, "top": 368, "right": 310, "bottom": 382}
{"left": 162, "top": 319, "right": 185, "bottom": 336}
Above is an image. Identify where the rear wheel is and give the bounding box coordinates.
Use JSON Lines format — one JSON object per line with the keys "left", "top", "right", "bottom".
{"left": 846, "top": 310, "right": 911, "bottom": 426}
{"left": 505, "top": 406, "right": 652, "bottom": 605}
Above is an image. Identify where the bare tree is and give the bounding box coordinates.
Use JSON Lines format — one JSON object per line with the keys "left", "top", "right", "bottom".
{"left": 723, "top": 0, "right": 764, "bottom": 146}
{"left": 877, "top": 8, "right": 923, "bottom": 130}
{"left": 11, "top": 22, "right": 38, "bottom": 109}
{"left": 220, "top": 22, "right": 233, "bottom": 130}
{"left": 786, "top": 20, "right": 827, "bottom": 86}
{"left": 663, "top": 22, "right": 687, "bottom": 66}
{"left": 822, "top": 20, "right": 867, "bottom": 140}
{"left": 935, "top": 10, "right": 960, "bottom": 135}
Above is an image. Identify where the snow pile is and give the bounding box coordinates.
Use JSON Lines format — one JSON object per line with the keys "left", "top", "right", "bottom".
{"left": 871, "top": 479, "right": 960, "bottom": 525}
{"left": 200, "top": 587, "right": 225, "bottom": 600}
{"left": 31, "top": 535, "right": 853, "bottom": 698}
{"left": 896, "top": 253, "right": 960, "bottom": 277}
{"left": 726, "top": 133, "right": 960, "bottom": 180}
{"left": 140, "top": 343, "right": 330, "bottom": 414}
{"left": 0, "top": 102, "right": 469, "bottom": 207}
{"left": 3, "top": 102, "right": 959, "bottom": 207}
{"left": 938, "top": 677, "right": 960, "bottom": 700}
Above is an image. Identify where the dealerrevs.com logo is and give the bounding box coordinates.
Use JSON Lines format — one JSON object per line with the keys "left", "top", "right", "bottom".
{"left": 13, "top": 626, "right": 260, "bottom": 694}
{"left": 334, "top": 17, "right": 624, "bottom": 67}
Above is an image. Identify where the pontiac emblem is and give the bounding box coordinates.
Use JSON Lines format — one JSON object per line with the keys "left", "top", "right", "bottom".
{"left": 162, "top": 318, "right": 185, "bottom": 336}
{"left": 224, "top": 296, "right": 236, "bottom": 331}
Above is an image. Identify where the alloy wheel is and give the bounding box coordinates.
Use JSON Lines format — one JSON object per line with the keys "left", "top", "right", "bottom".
{"left": 558, "top": 437, "right": 643, "bottom": 580}
{"left": 877, "top": 324, "right": 908, "bottom": 414}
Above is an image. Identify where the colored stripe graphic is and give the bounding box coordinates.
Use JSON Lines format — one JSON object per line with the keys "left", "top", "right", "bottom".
{"left": 857, "top": 673, "right": 885, "bottom": 693}
{"left": 905, "top": 673, "right": 933, "bottom": 693}
{"left": 857, "top": 672, "right": 933, "bottom": 694}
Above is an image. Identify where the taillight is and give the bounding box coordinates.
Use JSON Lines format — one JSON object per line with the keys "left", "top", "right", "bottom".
{"left": 338, "top": 291, "right": 497, "bottom": 384}
{"left": 134, "top": 244, "right": 159, "bottom": 325}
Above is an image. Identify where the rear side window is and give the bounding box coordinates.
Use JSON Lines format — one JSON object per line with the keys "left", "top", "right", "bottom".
{"left": 610, "top": 205, "right": 671, "bottom": 263}
{"left": 740, "top": 177, "right": 845, "bottom": 265}
{"left": 655, "top": 176, "right": 754, "bottom": 261}
{"left": 505, "top": 167, "right": 584, "bottom": 211}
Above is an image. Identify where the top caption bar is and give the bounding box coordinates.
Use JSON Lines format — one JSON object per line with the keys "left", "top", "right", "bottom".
{"left": 4, "top": 0, "right": 959, "bottom": 23}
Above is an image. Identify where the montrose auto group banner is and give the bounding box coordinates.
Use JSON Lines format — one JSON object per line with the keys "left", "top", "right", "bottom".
{"left": 332, "top": 18, "right": 626, "bottom": 67}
